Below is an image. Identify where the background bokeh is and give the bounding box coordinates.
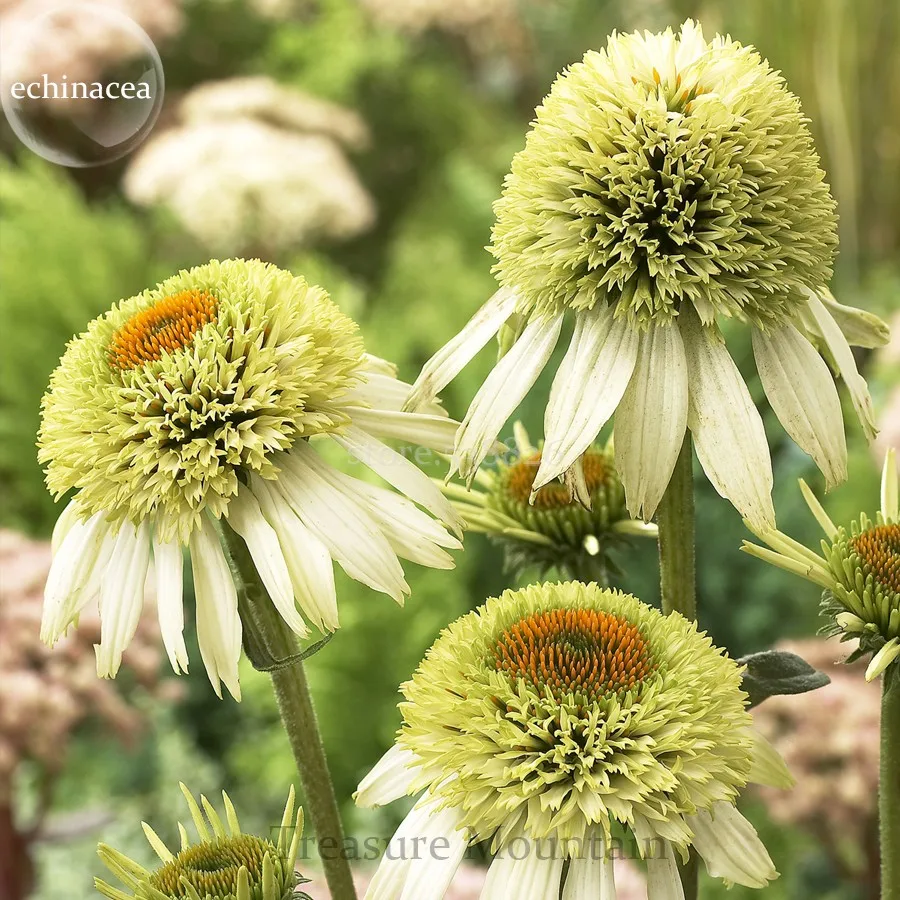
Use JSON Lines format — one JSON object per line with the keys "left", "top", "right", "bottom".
{"left": 1, "top": 0, "right": 897, "bottom": 897}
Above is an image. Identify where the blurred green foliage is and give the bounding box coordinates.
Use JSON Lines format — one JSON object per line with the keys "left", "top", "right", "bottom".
{"left": 2, "top": 0, "right": 896, "bottom": 897}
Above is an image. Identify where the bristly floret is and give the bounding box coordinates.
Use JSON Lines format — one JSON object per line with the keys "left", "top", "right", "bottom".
{"left": 490, "top": 21, "right": 838, "bottom": 328}
{"left": 39, "top": 258, "right": 365, "bottom": 543}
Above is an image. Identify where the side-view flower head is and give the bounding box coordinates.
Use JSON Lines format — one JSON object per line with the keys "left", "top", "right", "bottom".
{"left": 406, "top": 20, "right": 889, "bottom": 531}
{"left": 443, "top": 422, "right": 656, "bottom": 580}
{"left": 95, "top": 784, "right": 309, "bottom": 900}
{"left": 39, "top": 258, "right": 463, "bottom": 699}
{"left": 356, "top": 581, "right": 793, "bottom": 899}
{"left": 743, "top": 447, "right": 900, "bottom": 681}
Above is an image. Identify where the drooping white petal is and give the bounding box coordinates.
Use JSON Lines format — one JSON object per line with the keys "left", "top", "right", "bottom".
{"left": 227, "top": 486, "right": 308, "bottom": 638}
{"left": 563, "top": 456, "right": 592, "bottom": 509}
{"left": 334, "top": 425, "right": 463, "bottom": 534}
{"left": 363, "top": 353, "right": 399, "bottom": 378}
{"left": 562, "top": 834, "right": 616, "bottom": 900}
{"left": 344, "top": 371, "right": 447, "bottom": 417}
{"left": 614, "top": 321, "right": 689, "bottom": 521}
{"left": 96, "top": 519, "right": 152, "bottom": 678}
{"left": 250, "top": 476, "right": 339, "bottom": 631}
{"left": 820, "top": 288, "right": 890, "bottom": 349}
{"left": 805, "top": 290, "right": 877, "bottom": 441}
{"left": 680, "top": 312, "right": 775, "bottom": 530}
{"left": 752, "top": 323, "right": 847, "bottom": 489}
{"left": 344, "top": 405, "right": 461, "bottom": 454}
{"left": 882, "top": 447, "right": 898, "bottom": 522}
{"left": 405, "top": 286, "right": 519, "bottom": 411}
{"left": 688, "top": 802, "right": 777, "bottom": 889}
{"left": 51, "top": 499, "right": 83, "bottom": 554}
{"left": 748, "top": 728, "right": 794, "bottom": 789}
{"left": 399, "top": 802, "right": 470, "bottom": 900}
{"left": 480, "top": 833, "right": 565, "bottom": 900}
{"left": 453, "top": 314, "right": 564, "bottom": 483}
{"left": 42, "top": 510, "right": 111, "bottom": 644}
{"left": 536, "top": 306, "right": 639, "bottom": 491}
{"left": 152, "top": 533, "right": 189, "bottom": 674}
{"left": 355, "top": 745, "right": 421, "bottom": 808}
{"left": 278, "top": 446, "right": 410, "bottom": 602}
{"left": 645, "top": 841, "right": 685, "bottom": 900}
{"left": 190, "top": 516, "right": 242, "bottom": 701}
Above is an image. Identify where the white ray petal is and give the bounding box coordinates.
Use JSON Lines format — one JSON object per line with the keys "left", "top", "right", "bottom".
{"left": 152, "top": 533, "right": 189, "bottom": 674}
{"left": 614, "top": 321, "right": 689, "bottom": 521}
{"left": 399, "top": 802, "right": 470, "bottom": 900}
{"left": 334, "top": 425, "right": 463, "bottom": 533}
{"left": 343, "top": 371, "right": 447, "bottom": 417}
{"left": 405, "top": 287, "right": 520, "bottom": 411}
{"left": 96, "top": 520, "right": 152, "bottom": 678}
{"left": 688, "top": 802, "right": 777, "bottom": 888}
{"left": 51, "top": 499, "right": 83, "bottom": 554}
{"left": 453, "top": 314, "right": 564, "bottom": 483}
{"left": 562, "top": 834, "right": 616, "bottom": 900}
{"left": 806, "top": 290, "right": 877, "bottom": 441}
{"left": 752, "top": 323, "right": 847, "bottom": 489}
{"left": 343, "top": 405, "right": 461, "bottom": 454}
{"left": 645, "top": 841, "right": 685, "bottom": 900}
{"left": 278, "top": 446, "right": 410, "bottom": 602}
{"left": 190, "top": 516, "right": 242, "bottom": 701}
{"left": 748, "top": 728, "right": 794, "bottom": 789}
{"left": 480, "top": 833, "right": 564, "bottom": 900}
{"left": 355, "top": 745, "right": 421, "bottom": 808}
{"left": 42, "top": 510, "right": 111, "bottom": 644}
{"left": 536, "top": 307, "right": 639, "bottom": 490}
{"left": 882, "top": 447, "right": 898, "bottom": 522}
{"left": 820, "top": 289, "right": 890, "bottom": 349}
{"left": 251, "top": 476, "right": 339, "bottom": 631}
{"left": 227, "top": 486, "right": 308, "bottom": 638}
{"left": 680, "top": 313, "right": 775, "bottom": 530}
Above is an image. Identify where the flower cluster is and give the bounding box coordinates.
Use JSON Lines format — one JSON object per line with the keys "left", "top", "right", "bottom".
{"left": 407, "top": 21, "right": 889, "bottom": 531}
{"left": 357, "top": 582, "right": 791, "bottom": 898}
{"left": 38, "top": 259, "right": 462, "bottom": 698}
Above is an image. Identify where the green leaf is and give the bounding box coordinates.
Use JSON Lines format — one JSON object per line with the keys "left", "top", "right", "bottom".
{"left": 738, "top": 649, "right": 831, "bottom": 708}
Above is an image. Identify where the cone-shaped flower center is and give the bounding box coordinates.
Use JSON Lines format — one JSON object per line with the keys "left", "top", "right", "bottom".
{"left": 494, "top": 608, "right": 655, "bottom": 702}
{"left": 853, "top": 524, "right": 900, "bottom": 593}
{"left": 505, "top": 451, "right": 609, "bottom": 509}
{"left": 150, "top": 835, "right": 278, "bottom": 897}
{"left": 109, "top": 289, "right": 219, "bottom": 371}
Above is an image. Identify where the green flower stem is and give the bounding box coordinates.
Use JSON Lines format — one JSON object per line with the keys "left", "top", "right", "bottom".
{"left": 657, "top": 434, "right": 698, "bottom": 897}
{"left": 223, "top": 526, "right": 358, "bottom": 900}
{"left": 881, "top": 666, "right": 900, "bottom": 900}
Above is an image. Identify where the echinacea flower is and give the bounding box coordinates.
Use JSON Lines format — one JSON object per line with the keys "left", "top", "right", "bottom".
{"left": 406, "top": 21, "right": 889, "bottom": 530}
{"left": 442, "top": 423, "right": 655, "bottom": 580}
{"left": 356, "top": 582, "right": 792, "bottom": 899}
{"left": 743, "top": 448, "right": 900, "bottom": 681}
{"left": 95, "top": 784, "right": 310, "bottom": 900}
{"left": 39, "top": 258, "right": 462, "bottom": 699}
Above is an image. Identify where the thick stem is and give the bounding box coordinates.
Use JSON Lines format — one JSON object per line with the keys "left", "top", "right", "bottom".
{"left": 224, "top": 528, "right": 358, "bottom": 900}
{"left": 657, "top": 435, "right": 698, "bottom": 898}
{"left": 657, "top": 435, "right": 697, "bottom": 621}
{"left": 881, "top": 666, "right": 900, "bottom": 900}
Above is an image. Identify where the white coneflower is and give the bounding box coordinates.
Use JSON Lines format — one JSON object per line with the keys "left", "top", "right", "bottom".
{"left": 39, "top": 258, "right": 462, "bottom": 699}
{"left": 356, "top": 582, "right": 792, "bottom": 899}
{"left": 406, "top": 21, "right": 889, "bottom": 531}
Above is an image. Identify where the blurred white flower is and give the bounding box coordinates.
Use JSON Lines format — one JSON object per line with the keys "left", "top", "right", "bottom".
{"left": 124, "top": 77, "right": 376, "bottom": 258}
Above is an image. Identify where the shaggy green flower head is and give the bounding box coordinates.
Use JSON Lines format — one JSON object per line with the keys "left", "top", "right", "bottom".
{"left": 39, "top": 258, "right": 364, "bottom": 542}
{"left": 398, "top": 582, "right": 755, "bottom": 848}
{"left": 96, "top": 784, "right": 310, "bottom": 900}
{"left": 491, "top": 20, "right": 838, "bottom": 328}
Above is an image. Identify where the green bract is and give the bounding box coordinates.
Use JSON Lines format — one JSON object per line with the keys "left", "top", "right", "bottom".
{"left": 39, "top": 258, "right": 364, "bottom": 543}
{"left": 491, "top": 21, "right": 837, "bottom": 328}
{"left": 95, "top": 785, "right": 309, "bottom": 900}
{"left": 398, "top": 581, "right": 755, "bottom": 847}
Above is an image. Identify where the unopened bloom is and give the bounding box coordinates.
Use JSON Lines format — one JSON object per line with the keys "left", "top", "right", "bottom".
{"left": 443, "top": 423, "right": 655, "bottom": 580}
{"left": 743, "top": 448, "right": 900, "bottom": 681}
{"left": 95, "top": 784, "right": 309, "bottom": 900}
{"left": 407, "top": 21, "right": 888, "bottom": 530}
{"left": 356, "top": 582, "right": 791, "bottom": 899}
{"left": 39, "top": 259, "right": 462, "bottom": 699}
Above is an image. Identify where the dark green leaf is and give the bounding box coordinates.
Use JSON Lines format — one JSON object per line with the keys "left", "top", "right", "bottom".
{"left": 738, "top": 650, "right": 831, "bottom": 708}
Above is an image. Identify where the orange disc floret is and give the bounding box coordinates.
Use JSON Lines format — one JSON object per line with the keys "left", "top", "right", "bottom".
{"left": 853, "top": 524, "right": 900, "bottom": 593}
{"left": 108, "top": 289, "right": 218, "bottom": 371}
{"left": 494, "top": 607, "right": 655, "bottom": 702}
{"left": 506, "top": 450, "right": 609, "bottom": 509}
